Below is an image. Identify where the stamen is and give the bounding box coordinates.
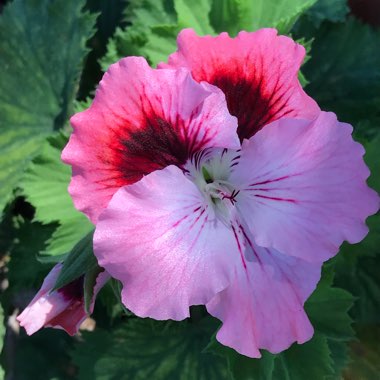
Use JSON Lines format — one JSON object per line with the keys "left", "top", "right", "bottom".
{"left": 221, "top": 189, "right": 240, "bottom": 205}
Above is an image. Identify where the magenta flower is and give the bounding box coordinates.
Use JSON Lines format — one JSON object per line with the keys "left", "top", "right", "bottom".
{"left": 17, "top": 264, "right": 109, "bottom": 335}
{"left": 62, "top": 57, "right": 239, "bottom": 223}
{"left": 159, "top": 28, "right": 320, "bottom": 141}
{"left": 94, "top": 112, "right": 378, "bottom": 357}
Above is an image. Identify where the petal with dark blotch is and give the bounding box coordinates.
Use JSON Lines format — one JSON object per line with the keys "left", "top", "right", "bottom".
{"left": 62, "top": 57, "right": 239, "bottom": 223}
{"left": 160, "top": 28, "right": 319, "bottom": 141}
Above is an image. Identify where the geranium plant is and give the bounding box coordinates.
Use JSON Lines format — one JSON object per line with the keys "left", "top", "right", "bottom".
{"left": 1, "top": 0, "right": 379, "bottom": 378}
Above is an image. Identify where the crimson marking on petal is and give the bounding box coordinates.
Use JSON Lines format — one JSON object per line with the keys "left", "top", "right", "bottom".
{"left": 232, "top": 225, "right": 247, "bottom": 269}
{"left": 193, "top": 206, "right": 202, "bottom": 212}
{"left": 254, "top": 194, "right": 297, "bottom": 203}
{"left": 188, "top": 207, "right": 207, "bottom": 232}
{"left": 172, "top": 213, "right": 192, "bottom": 228}
{"left": 248, "top": 174, "right": 301, "bottom": 188}
{"left": 204, "top": 58, "right": 298, "bottom": 140}
{"left": 188, "top": 212, "right": 209, "bottom": 252}
{"left": 101, "top": 115, "right": 192, "bottom": 189}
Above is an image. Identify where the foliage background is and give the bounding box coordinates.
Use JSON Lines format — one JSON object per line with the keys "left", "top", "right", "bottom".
{"left": 0, "top": 0, "right": 379, "bottom": 378}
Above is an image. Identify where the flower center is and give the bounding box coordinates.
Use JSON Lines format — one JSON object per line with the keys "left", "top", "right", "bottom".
{"left": 185, "top": 148, "right": 240, "bottom": 226}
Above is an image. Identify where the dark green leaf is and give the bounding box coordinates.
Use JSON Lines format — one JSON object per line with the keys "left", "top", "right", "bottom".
{"left": 303, "top": 18, "right": 380, "bottom": 124}
{"left": 305, "top": 267, "right": 355, "bottom": 341}
{"left": 207, "top": 333, "right": 335, "bottom": 380}
{"left": 53, "top": 230, "right": 97, "bottom": 291}
{"left": 327, "top": 339, "right": 349, "bottom": 378}
{"left": 205, "top": 335, "right": 274, "bottom": 380}
{"left": 334, "top": 248, "right": 380, "bottom": 324}
{"left": 84, "top": 266, "right": 104, "bottom": 314}
{"left": 306, "top": 0, "right": 349, "bottom": 27}
{"left": 296, "top": 37, "right": 314, "bottom": 86}
{"left": 332, "top": 134, "right": 380, "bottom": 323}
{"left": 7, "top": 219, "right": 55, "bottom": 293}
{"left": 72, "top": 318, "right": 230, "bottom": 380}
{"left": 207, "top": 266, "right": 354, "bottom": 380}
{"left": 0, "top": 0, "right": 97, "bottom": 214}
{"left": 364, "top": 133, "right": 380, "bottom": 193}
{"left": 109, "top": 279, "right": 133, "bottom": 316}
{"left": 101, "top": 0, "right": 178, "bottom": 70}
{"left": 272, "top": 334, "right": 334, "bottom": 380}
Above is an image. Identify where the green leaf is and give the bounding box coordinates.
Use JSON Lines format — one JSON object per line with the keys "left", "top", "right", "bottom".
{"left": 364, "top": 133, "right": 380, "bottom": 193}
{"left": 84, "top": 267, "right": 104, "bottom": 314}
{"left": 0, "top": 0, "right": 97, "bottom": 215}
{"left": 174, "top": 0, "right": 214, "bottom": 34}
{"left": 207, "top": 267, "right": 354, "bottom": 380}
{"left": 143, "top": 24, "right": 180, "bottom": 66}
{"left": 303, "top": 18, "right": 380, "bottom": 124}
{"left": 103, "top": 0, "right": 318, "bottom": 70}
{"left": 205, "top": 335, "right": 275, "bottom": 380}
{"left": 207, "top": 333, "right": 334, "bottom": 380}
{"left": 7, "top": 219, "right": 55, "bottom": 294}
{"left": 21, "top": 133, "right": 93, "bottom": 257}
{"left": 332, "top": 134, "right": 380, "bottom": 323}
{"left": 210, "top": 0, "right": 317, "bottom": 35}
{"left": 304, "top": 267, "right": 354, "bottom": 377}
{"left": 101, "top": 0, "right": 178, "bottom": 70}
{"left": 53, "top": 230, "right": 97, "bottom": 291}
{"left": 72, "top": 318, "right": 230, "bottom": 380}
{"left": 305, "top": 267, "right": 355, "bottom": 341}
{"left": 296, "top": 37, "right": 314, "bottom": 86}
{"left": 327, "top": 339, "right": 350, "bottom": 378}
{"left": 334, "top": 246, "right": 380, "bottom": 324}
{"left": 109, "top": 279, "right": 134, "bottom": 316}
{"left": 209, "top": 0, "right": 246, "bottom": 36}
{"left": 272, "top": 334, "right": 334, "bottom": 380}
{"left": 306, "top": 0, "right": 349, "bottom": 27}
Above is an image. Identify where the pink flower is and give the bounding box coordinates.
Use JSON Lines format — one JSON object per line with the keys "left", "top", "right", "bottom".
{"left": 62, "top": 57, "right": 239, "bottom": 223}
{"left": 160, "top": 28, "right": 320, "bottom": 141}
{"left": 62, "top": 29, "right": 378, "bottom": 357}
{"left": 17, "top": 264, "right": 109, "bottom": 335}
{"left": 94, "top": 112, "right": 378, "bottom": 357}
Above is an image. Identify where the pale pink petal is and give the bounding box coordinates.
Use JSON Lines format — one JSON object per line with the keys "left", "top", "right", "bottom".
{"left": 94, "top": 165, "right": 242, "bottom": 320}
{"left": 231, "top": 112, "right": 379, "bottom": 262}
{"left": 47, "top": 271, "right": 110, "bottom": 335}
{"left": 207, "top": 229, "right": 320, "bottom": 358}
{"left": 17, "top": 264, "right": 70, "bottom": 335}
{"left": 160, "top": 28, "right": 319, "bottom": 141}
{"left": 17, "top": 265, "right": 110, "bottom": 336}
{"left": 62, "top": 57, "right": 239, "bottom": 223}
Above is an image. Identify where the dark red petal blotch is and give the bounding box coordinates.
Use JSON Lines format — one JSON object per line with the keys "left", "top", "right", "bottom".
{"left": 160, "top": 29, "right": 320, "bottom": 140}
